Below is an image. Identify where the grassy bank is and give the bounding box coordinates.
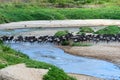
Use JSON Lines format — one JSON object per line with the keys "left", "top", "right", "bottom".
{"left": 95, "top": 25, "right": 120, "bottom": 35}
{"left": 0, "top": 4, "right": 120, "bottom": 24}
{"left": 0, "top": 0, "right": 120, "bottom": 8}
{"left": 0, "top": 42, "right": 76, "bottom": 80}
{"left": 72, "top": 42, "right": 92, "bottom": 46}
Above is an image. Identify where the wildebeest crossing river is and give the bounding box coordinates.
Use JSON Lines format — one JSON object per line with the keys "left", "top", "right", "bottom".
{"left": 6, "top": 42, "right": 120, "bottom": 80}
{"left": 0, "top": 27, "right": 120, "bottom": 80}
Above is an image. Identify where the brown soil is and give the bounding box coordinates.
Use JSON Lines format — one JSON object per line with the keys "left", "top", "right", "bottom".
{"left": 68, "top": 73, "right": 103, "bottom": 80}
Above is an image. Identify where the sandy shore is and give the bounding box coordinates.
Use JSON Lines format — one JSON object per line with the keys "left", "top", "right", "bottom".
{"left": 59, "top": 42, "right": 120, "bottom": 66}
{"left": 0, "top": 19, "right": 120, "bottom": 29}
{"left": 68, "top": 73, "right": 102, "bottom": 80}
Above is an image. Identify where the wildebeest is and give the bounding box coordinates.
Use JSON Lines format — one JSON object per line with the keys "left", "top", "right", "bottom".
{"left": 1, "top": 33, "right": 120, "bottom": 44}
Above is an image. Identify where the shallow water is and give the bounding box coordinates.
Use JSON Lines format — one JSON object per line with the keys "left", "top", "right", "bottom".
{"left": 0, "top": 27, "right": 79, "bottom": 36}
{"left": 0, "top": 26, "right": 105, "bottom": 36}
{"left": 6, "top": 42, "right": 120, "bottom": 80}
{"left": 0, "top": 28, "right": 39, "bottom": 36}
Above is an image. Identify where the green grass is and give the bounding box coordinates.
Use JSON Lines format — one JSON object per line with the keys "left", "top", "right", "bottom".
{"left": 79, "top": 27, "right": 94, "bottom": 33}
{"left": 72, "top": 42, "right": 92, "bottom": 46}
{"left": 43, "top": 67, "right": 75, "bottom": 80}
{"left": 54, "top": 30, "right": 68, "bottom": 37}
{"left": 59, "top": 6, "right": 120, "bottom": 19}
{"left": 95, "top": 25, "right": 120, "bottom": 35}
{"left": 0, "top": 0, "right": 120, "bottom": 7}
{"left": 77, "top": 27, "right": 94, "bottom": 34}
{"left": 61, "top": 40, "right": 70, "bottom": 46}
{"left": 0, "top": 5, "right": 120, "bottom": 24}
{"left": 0, "top": 42, "right": 76, "bottom": 80}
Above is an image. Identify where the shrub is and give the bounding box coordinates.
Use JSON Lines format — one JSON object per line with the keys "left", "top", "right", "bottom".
{"left": 0, "top": 64, "right": 7, "bottom": 69}
{"left": 61, "top": 40, "right": 70, "bottom": 46}
{"left": 0, "top": 40, "right": 3, "bottom": 45}
{"left": 95, "top": 25, "right": 120, "bottom": 35}
{"left": 80, "top": 27, "right": 94, "bottom": 33}
{"left": 43, "top": 66, "right": 76, "bottom": 80}
{"left": 72, "top": 42, "right": 92, "bottom": 46}
{"left": 2, "top": 45, "right": 11, "bottom": 52}
{"left": 0, "top": 14, "right": 10, "bottom": 23}
{"left": 77, "top": 27, "right": 94, "bottom": 34}
{"left": 54, "top": 30, "right": 68, "bottom": 37}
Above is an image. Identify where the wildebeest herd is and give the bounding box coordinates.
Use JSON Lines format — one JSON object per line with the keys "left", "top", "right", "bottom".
{"left": 0, "top": 33, "right": 120, "bottom": 44}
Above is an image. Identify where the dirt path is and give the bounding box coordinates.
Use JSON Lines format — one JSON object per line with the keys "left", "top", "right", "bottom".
{"left": 0, "top": 19, "right": 120, "bottom": 29}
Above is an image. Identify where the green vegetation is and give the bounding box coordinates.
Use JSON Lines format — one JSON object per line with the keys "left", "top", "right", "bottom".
{"left": 72, "top": 42, "right": 92, "bottom": 46}
{"left": 0, "top": 0, "right": 120, "bottom": 7}
{"left": 0, "top": 42, "right": 76, "bottom": 80}
{"left": 60, "top": 6, "right": 120, "bottom": 19}
{"left": 54, "top": 30, "right": 68, "bottom": 37}
{"left": 61, "top": 40, "right": 70, "bottom": 46}
{"left": 43, "top": 67, "right": 75, "bottom": 80}
{"left": 61, "top": 41, "right": 92, "bottom": 46}
{"left": 0, "top": 5, "right": 120, "bottom": 24}
{"left": 77, "top": 27, "right": 94, "bottom": 34}
{"left": 80, "top": 27, "right": 94, "bottom": 33}
{"left": 0, "top": 40, "right": 3, "bottom": 45}
{"left": 95, "top": 25, "right": 120, "bottom": 35}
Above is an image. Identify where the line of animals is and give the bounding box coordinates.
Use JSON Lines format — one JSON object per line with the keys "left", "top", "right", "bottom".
{"left": 0, "top": 33, "right": 120, "bottom": 44}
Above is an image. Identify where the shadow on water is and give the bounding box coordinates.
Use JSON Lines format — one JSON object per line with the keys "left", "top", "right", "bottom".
{"left": 5, "top": 42, "right": 120, "bottom": 80}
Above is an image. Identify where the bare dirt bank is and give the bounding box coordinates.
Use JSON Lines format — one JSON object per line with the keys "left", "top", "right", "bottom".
{"left": 59, "top": 43, "right": 120, "bottom": 66}
{"left": 0, "top": 19, "right": 120, "bottom": 29}
{"left": 68, "top": 73, "right": 102, "bottom": 80}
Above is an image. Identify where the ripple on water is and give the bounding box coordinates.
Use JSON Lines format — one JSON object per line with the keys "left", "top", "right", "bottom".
{"left": 6, "top": 42, "right": 120, "bottom": 80}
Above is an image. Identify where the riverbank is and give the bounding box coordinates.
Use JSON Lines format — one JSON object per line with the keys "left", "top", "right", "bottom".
{"left": 1, "top": 20, "right": 120, "bottom": 80}
{"left": 0, "top": 19, "right": 120, "bottom": 29}
{"left": 0, "top": 5, "right": 120, "bottom": 24}
{"left": 0, "top": 43, "right": 77, "bottom": 80}
{"left": 59, "top": 42, "right": 120, "bottom": 66}
{"left": 68, "top": 73, "right": 102, "bottom": 80}
{"left": 0, "top": 42, "right": 103, "bottom": 80}
{"left": 0, "top": 63, "right": 102, "bottom": 80}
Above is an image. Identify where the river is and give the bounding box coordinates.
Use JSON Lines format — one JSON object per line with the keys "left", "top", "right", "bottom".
{"left": 1, "top": 27, "right": 120, "bottom": 80}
